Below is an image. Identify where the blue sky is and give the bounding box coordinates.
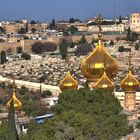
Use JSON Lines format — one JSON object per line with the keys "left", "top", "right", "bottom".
{"left": 0, "top": 0, "right": 140, "bottom": 21}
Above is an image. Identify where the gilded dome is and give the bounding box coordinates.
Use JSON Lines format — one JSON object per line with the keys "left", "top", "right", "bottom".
{"left": 121, "top": 70, "right": 139, "bottom": 92}
{"left": 95, "top": 71, "right": 115, "bottom": 92}
{"left": 80, "top": 40, "right": 118, "bottom": 82}
{"left": 59, "top": 71, "right": 78, "bottom": 92}
{"left": 7, "top": 89, "right": 22, "bottom": 111}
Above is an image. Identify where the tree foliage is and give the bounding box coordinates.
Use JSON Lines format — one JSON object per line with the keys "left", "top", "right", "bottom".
{"left": 0, "top": 27, "right": 5, "bottom": 34}
{"left": 21, "top": 53, "right": 31, "bottom": 60}
{"left": 0, "top": 51, "right": 7, "bottom": 64}
{"left": 26, "top": 89, "right": 132, "bottom": 140}
{"left": 32, "top": 41, "right": 57, "bottom": 54}
{"left": 16, "top": 46, "right": 23, "bottom": 54}
{"left": 135, "top": 43, "right": 140, "bottom": 50}
{"left": 18, "top": 27, "right": 27, "bottom": 34}
{"left": 69, "top": 25, "right": 78, "bottom": 34}
{"left": 119, "top": 15, "right": 122, "bottom": 24}
{"left": 31, "top": 28, "right": 37, "bottom": 34}
{"left": 49, "top": 19, "right": 56, "bottom": 29}
{"left": 6, "top": 99, "right": 19, "bottom": 140}
{"left": 75, "top": 43, "right": 92, "bottom": 56}
{"left": 118, "top": 46, "right": 125, "bottom": 52}
{"left": 79, "top": 35, "right": 87, "bottom": 44}
{"left": 59, "top": 38, "right": 68, "bottom": 59}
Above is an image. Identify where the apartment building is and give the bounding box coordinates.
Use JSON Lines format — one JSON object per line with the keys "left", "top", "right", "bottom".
{"left": 129, "top": 12, "right": 140, "bottom": 32}
{"left": 3, "top": 23, "right": 25, "bottom": 34}
{"left": 28, "top": 23, "right": 48, "bottom": 32}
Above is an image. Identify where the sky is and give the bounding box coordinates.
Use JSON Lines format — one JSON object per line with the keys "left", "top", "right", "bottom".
{"left": 0, "top": 0, "right": 140, "bottom": 21}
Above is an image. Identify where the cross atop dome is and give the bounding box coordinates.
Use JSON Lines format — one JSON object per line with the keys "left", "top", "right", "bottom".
{"left": 95, "top": 14, "right": 104, "bottom": 39}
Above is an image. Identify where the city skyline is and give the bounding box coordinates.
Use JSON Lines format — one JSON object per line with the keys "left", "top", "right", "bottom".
{"left": 0, "top": 0, "right": 140, "bottom": 21}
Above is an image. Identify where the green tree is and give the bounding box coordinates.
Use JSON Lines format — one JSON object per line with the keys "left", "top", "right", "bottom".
{"left": 21, "top": 53, "right": 31, "bottom": 60}
{"left": 0, "top": 27, "right": 5, "bottom": 34}
{"left": 69, "top": 25, "right": 78, "bottom": 34}
{"left": 0, "top": 51, "right": 7, "bottom": 64}
{"left": 41, "top": 90, "right": 52, "bottom": 98}
{"left": 135, "top": 43, "right": 140, "bottom": 50}
{"left": 24, "top": 36, "right": 29, "bottom": 40}
{"left": 0, "top": 124, "right": 7, "bottom": 139}
{"left": 79, "top": 35, "right": 87, "bottom": 44}
{"left": 19, "top": 85, "right": 29, "bottom": 95}
{"left": 31, "top": 41, "right": 57, "bottom": 54}
{"left": 22, "top": 100, "right": 49, "bottom": 117}
{"left": 119, "top": 15, "right": 122, "bottom": 23}
{"left": 0, "top": 39, "right": 5, "bottom": 42}
{"left": 18, "top": 27, "right": 27, "bottom": 34}
{"left": 26, "top": 89, "right": 132, "bottom": 140}
{"left": 75, "top": 43, "right": 92, "bottom": 56}
{"left": 131, "top": 32, "right": 139, "bottom": 41}
{"left": 127, "top": 27, "right": 131, "bottom": 41}
{"left": 59, "top": 38, "right": 68, "bottom": 59}
{"left": 6, "top": 99, "right": 19, "bottom": 140}
{"left": 31, "top": 28, "right": 37, "bottom": 34}
{"left": 118, "top": 46, "right": 125, "bottom": 52}
{"left": 49, "top": 19, "right": 56, "bottom": 29}
{"left": 52, "top": 19, "right": 55, "bottom": 27}
{"left": 16, "top": 46, "right": 23, "bottom": 54}
{"left": 109, "top": 40, "right": 114, "bottom": 46}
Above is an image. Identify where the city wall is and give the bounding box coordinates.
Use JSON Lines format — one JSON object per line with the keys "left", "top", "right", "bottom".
{"left": 0, "top": 34, "right": 126, "bottom": 53}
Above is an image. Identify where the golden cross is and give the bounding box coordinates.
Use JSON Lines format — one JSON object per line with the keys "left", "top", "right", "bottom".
{"left": 66, "top": 54, "right": 71, "bottom": 70}
{"left": 95, "top": 15, "right": 104, "bottom": 39}
{"left": 11, "top": 76, "right": 16, "bottom": 89}
{"left": 128, "top": 50, "right": 132, "bottom": 70}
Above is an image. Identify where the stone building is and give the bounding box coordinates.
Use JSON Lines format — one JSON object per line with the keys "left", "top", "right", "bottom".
{"left": 129, "top": 13, "right": 140, "bottom": 32}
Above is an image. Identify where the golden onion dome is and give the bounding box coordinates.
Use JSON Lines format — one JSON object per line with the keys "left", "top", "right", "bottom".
{"left": 121, "top": 70, "right": 139, "bottom": 92}
{"left": 80, "top": 40, "right": 118, "bottom": 82}
{"left": 95, "top": 71, "right": 115, "bottom": 92}
{"left": 7, "top": 89, "right": 22, "bottom": 111}
{"left": 59, "top": 71, "right": 78, "bottom": 92}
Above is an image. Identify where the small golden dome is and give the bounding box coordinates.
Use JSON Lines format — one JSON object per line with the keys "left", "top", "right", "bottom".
{"left": 95, "top": 71, "right": 115, "bottom": 92}
{"left": 7, "top": 89, "right": 22, "bottom": 111}
{"left": 80, "top": 40, "right": 118, "bottom": 82}
{"left": 59, "top": 71, "right": 78, "bottom": 92}
{"left": 121, "top": 70, "right": 139, "bottom": 92}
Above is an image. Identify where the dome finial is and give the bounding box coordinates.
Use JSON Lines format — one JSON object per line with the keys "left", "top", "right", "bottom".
{"left": 128, "top": 50, "right": 132, "bottom": 70}
{"left": 7, "top": 79, "right": 22, "bottom": 111}
{"left": 95, "top": 14, "right": 103, "bottom": 40}
{"left": 121, "top": 51, "right": 139, "bottom": 92}
{"left": 66, "top": 53, "right": 71, "bottom": 70}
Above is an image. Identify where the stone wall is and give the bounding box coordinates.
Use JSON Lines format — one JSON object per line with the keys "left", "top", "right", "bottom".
{"left": 0, "top": 34, "right": 126, "bottom": 53}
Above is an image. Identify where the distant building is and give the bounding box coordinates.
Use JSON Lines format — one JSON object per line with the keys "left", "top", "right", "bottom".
{"left": 3, "top": 23, "right": 25, "bottom": 34}
{"left": 28, "top": 23, "right": 48, "bottom": 33}
{"left": 129, "top": 13, "right": 140, "bottom": 32}
{"left": 115, "top": 16, "right": 129, "bottom": 24}
{"left": 88, "top": 23, "right": 125, "bottom": 32}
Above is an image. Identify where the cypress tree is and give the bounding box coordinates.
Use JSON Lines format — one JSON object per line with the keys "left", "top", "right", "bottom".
{"left": 79, "top": 35, "right": 87, "bottom": 44}
{"left": 0, "top": 51, "right": 7, "bottom": 64}
{"left": 6, "top": 99, "right": 19, "bottom": 140}
{"left": 127, "top": 27, "right": 131, "bottom": 41}
{"left": 59, "top": 38, "right": 68, "bottom": 59}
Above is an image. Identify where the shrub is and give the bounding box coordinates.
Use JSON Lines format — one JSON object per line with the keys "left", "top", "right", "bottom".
{"left": 21, "top": 53, "right": 31, "bottom": 60}
{"left": 75, "top": 43, "right": 92, "bottom": 56}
